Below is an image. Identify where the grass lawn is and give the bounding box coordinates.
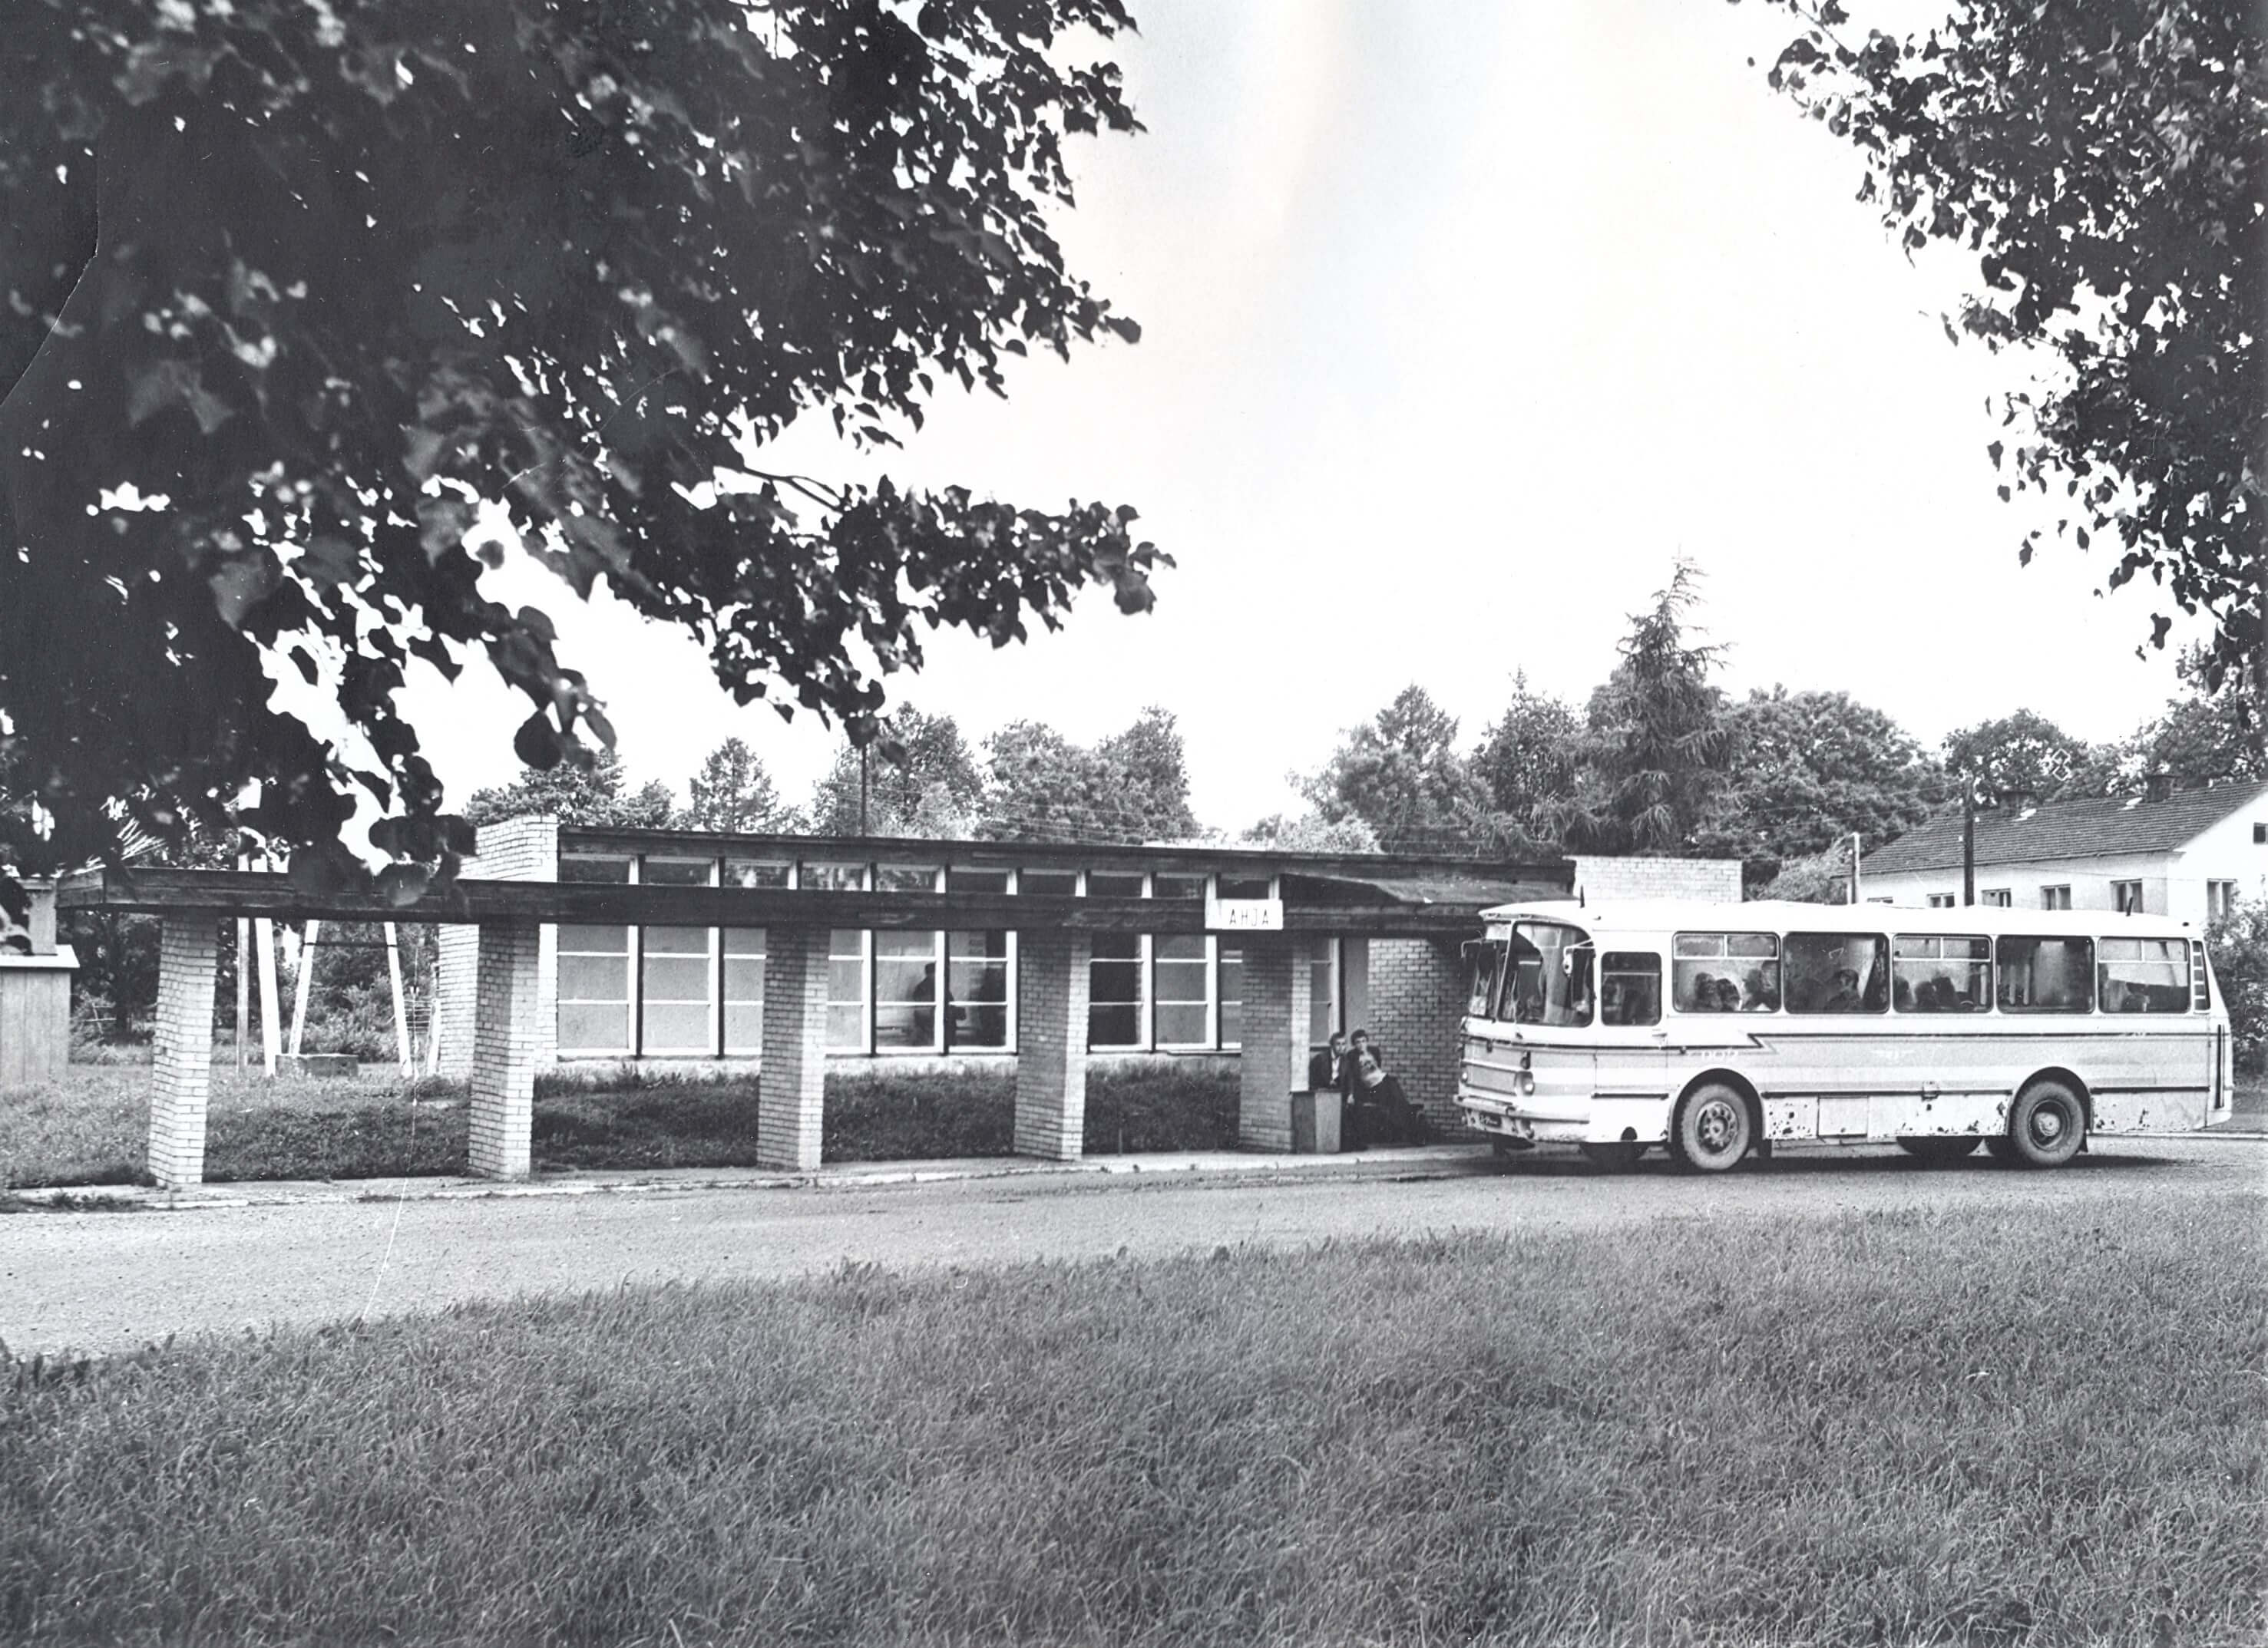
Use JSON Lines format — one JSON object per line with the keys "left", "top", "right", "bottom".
{"left": 1, "top": 1061, "right": 1241, "bottom": 1187}
{"left": 4, "top": 1197, "right": 2261, "bottom": 1646}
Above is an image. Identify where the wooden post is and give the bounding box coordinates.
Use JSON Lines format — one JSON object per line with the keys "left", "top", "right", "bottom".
{"left": 233, "top": 853, "right": 249, "bottom": 1072}
{"left": 286, "top": 918, "right": 319, "bottom": 1058}
{"left": 385, "top": 921, "right": 412, "bottom": 1075}
{"left": 254, "top": 916, "right": 281, "bottom": 1078}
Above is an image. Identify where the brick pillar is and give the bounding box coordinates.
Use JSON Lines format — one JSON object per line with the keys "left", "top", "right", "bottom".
{"left": 1014, "top": 930, "right": 1091, "bottom": 1160}
{"left": 435, "top": 817, "right": 560, "bottom": 1078}
{"left": 148, "top": 916, "right": 219, "bottom": 1188}
{"left": 1364, "top": 939, "right": 1467, "bottom": 1134}
{"left": 468, "top": 920, "right": 541, "bottom": 1179}
{"left": 1237, "top": 933, "right": 1314, "bottom": 1151}
{"left": 759, "top": 924, "right": 828, "bottom": 1171}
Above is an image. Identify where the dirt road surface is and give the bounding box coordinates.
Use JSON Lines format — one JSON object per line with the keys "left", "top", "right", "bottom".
{"left": 5, "top": 1140, "right": 2261, "bottom": 1355}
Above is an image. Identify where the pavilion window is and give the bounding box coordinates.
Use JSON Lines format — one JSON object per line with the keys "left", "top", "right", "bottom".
{"left": 947, "top": 930, "right": 1011, "bottom": 1049}
{"left": 557, "top": 923, "right": 633, "bottom": 1055}
{"left": 725, "top": 859, "right": 790, "bottom": 889}
{"left": 874, "top": 930, "right": 944, "bottom": 1050}
{"left": 640, "top": 926, "right": 716, "bottom": 1054}
{"left": 1086, "top": 871, "right": 1146, "bottom": 899}
{"left": 1019, "top": 869, "right": 1076, "bottom": 897}
{"left": 722, "top": 928, "right": 765, "bottom": 1053}
{"left": 876, "top": 865, "right": 943, "bottom": 893}
{"left": 827, "top": 929, "right": 870, "bottom": 1050}
{"left": 1308, "top": 940, "right": 1338, "bottom": 1047}
{"left": 1154, "top": 935, "right": 1210, "bottom": 1046}
{"left": 802, "top": 862, "right": 869, "bottom": 893}
{"left": 1218, "top": 946, "right": 1244, "bottom": 1048}
{"left": 1089, "top": 934, "right": 1145, "bottom": 1048}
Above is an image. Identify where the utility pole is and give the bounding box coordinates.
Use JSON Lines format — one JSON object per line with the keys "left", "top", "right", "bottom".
{"left": 858, "top": 743, "right": 870, "bottom": 835}
{"left": 1849, "top": 831, "right": 1863, "bottom": 905}
{"left": 1962, "top": 778, "right": 1976, "bottom": 907}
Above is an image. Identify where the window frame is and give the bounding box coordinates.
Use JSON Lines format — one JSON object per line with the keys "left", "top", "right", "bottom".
{"left": 1995, "top": 935, "right": 2097, "bottom": 1015}
{"left": 2111, "top": 880, "right": 2144, "bottom": 915}
{"left": 1671, "top": 931, "right": 1782, "bottom": 1015}
{"left": 1781, "top": 931, "right": 1891, "bottom": 1015}
{"left": 1891, "top": 933, "right": 1992, "bottom": 1015}
{"left": 2096, "top": 936, "right": 2190, "bottom": 1015}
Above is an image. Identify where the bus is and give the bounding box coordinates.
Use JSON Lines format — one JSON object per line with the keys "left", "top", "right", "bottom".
{"left": 1455, "top": 900, "right": 2233, "bottom": 1171}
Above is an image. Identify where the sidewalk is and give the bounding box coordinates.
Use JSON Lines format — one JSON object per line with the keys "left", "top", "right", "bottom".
{"left": 6, "top": 1141, "right": 1500, "bottom": 1213}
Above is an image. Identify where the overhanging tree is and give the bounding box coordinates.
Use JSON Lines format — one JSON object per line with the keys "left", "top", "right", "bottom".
{"left": 0, "top": 0, "right": 1164, "bottom": 916}
{"left": 1748, "top": 0, "right": 2264, "bottom": 738}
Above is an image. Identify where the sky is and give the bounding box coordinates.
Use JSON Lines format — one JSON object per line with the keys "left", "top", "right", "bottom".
{"left": 392, "top": 0, "right": 2197, "bottom": 834}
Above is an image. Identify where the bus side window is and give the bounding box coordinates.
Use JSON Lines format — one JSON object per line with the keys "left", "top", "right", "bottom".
{"left": 1672, "top": 933, "right": 1778, "bottom": 1012}
{"left": 1601, "top": 953, "right": 1661, "bottom": 1026}
{"left": 1997, "top": 936, "right": 2094, "bottom": 1012}
{"left": 2098, "top": 938, "right": 2188, "bottom": 1013}
{"left": 1893, "top": 935, "right": 1992, "bottom": 1012}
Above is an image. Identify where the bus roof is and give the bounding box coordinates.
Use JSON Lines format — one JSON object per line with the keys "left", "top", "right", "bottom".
{"left": 1476, "top": 898, "right": 2200, "bottom": 940}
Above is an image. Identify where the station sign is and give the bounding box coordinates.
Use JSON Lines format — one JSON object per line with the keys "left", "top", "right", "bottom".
{"left": 1205, "top": 892, "right": 1284, "bottom": 931}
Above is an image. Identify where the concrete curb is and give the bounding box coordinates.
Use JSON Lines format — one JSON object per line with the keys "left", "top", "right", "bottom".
{"left": 5, "top": 1143, "right": 1496, "bottom": 1213}
{"left": 9, "top": 1130, "right": 2260, "bottom": 1214}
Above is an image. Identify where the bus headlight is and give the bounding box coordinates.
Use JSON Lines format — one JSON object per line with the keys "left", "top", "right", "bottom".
{"left": 1519, "top": 1072, "right": 1535, "bottom": 1097}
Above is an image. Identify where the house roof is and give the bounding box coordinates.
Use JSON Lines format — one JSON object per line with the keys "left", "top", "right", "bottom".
{"left": 1859, "top": 780, "right": 2268, "bottom": 877}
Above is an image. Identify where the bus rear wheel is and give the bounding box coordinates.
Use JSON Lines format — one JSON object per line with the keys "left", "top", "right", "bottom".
{"left": 1896, "top": 1136, "right": 1980, "bottom": 1164}
{"left": 1668, "top": 1082, "right": 1753, "bottom": 1174}
{"left": 2005, "top": 1078, "right": 2085, "bottom": 1168}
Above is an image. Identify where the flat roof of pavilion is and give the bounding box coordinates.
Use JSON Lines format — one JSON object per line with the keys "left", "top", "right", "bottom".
{"left": 58, "top": 830, "right": 1575, "bottom": 939}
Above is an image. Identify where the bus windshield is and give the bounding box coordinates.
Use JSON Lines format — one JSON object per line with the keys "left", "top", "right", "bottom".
{"left": 1502, "top": 921, "right": 1593, "bottom": 1026}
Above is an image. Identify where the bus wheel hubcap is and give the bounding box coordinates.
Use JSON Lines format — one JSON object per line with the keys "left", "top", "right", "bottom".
{"left": 2032, "top": 1107, "right": 2065, "bottom": 1144}
{"left": 1696, "top": 1101, "right": 1737, "bottom": 1154}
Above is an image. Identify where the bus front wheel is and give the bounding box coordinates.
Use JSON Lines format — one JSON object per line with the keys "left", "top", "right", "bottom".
{"left": 1668, "top": 1083, "right": 1753, "bottom": 1174}
{"left": 1896, "top": 1136, "right": 1980, "bottom": 1164}
{"left": 2005, "top": 1079, "right": 2085, "bottom": 1169}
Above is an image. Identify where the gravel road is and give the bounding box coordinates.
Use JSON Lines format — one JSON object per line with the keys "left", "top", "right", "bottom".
{"left": 5, "top": 1139, "right": 2260, "bottom": 1356}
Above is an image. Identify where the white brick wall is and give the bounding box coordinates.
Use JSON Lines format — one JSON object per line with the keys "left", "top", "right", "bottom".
{"left": 1572, "top": 855, "right": 1744, "bottom": 903}
{"left": 1362, "top": 939, "right": 1465, "bottom": 1133}
{"left": 149, "top": 916, "right": 219, "bottom": 1188}
{"left": 1013, "top": 930, "right": 1091, "bottom": 1160}
{"left": 468, "top": 920, "right": 542, "bottom": 1178}
{"left": 758, "top": 924, "right": 829, "bottom": 1171}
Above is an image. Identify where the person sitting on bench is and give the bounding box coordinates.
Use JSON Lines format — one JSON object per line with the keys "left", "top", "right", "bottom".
{"left": 1343, "top": 1029, "right": 1427, "bottom": 1145}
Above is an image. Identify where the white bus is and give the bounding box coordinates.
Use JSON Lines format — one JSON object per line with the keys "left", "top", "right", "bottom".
{"left": 1456, "top": 900, "right": 2233, "bottom": 1171}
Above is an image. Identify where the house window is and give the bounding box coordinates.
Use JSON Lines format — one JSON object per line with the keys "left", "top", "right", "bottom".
{"left": 1980, "top": 889, "right": 2012, "bottom": 908}
{"left": 722, "top": 929, "right": 765, "bottom": 1053}
{"left": 2040, "top": 887, "right": 2071, "bottom": 910}
{"left": 2256, "top": 824, "right": 2266, "bottom": 845}
{"left": 1926, "top": 893, "right": 1957, "bottom": 909}
{"left": 2208, "top": 880, "right": 2240, "bottom": 921}
{"left": 2113, "top": 880, "right": 2144, "bottom": 915}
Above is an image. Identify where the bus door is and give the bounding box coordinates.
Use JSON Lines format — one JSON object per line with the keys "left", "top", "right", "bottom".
{"left": 1592, "top": 948, "right": 1671, "bottom": 1138}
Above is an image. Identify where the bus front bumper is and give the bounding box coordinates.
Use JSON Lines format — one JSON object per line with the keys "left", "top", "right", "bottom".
{"left": 1458, "top": 1094, "right": 1589, "bottom": 1145}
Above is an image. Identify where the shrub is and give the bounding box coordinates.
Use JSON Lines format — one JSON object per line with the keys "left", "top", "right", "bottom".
{"left": 2207, "top": 897, "right": 2268, "bottom": 1073}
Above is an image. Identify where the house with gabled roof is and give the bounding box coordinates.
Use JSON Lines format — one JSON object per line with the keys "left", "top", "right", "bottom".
{"left": 1859, "top": 778, "right": 2268, "bottom": 925}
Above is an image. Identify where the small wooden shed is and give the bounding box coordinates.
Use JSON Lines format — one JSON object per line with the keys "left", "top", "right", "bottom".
{"left": 1, "top": 879, "right": 77, "bottom": 1086}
